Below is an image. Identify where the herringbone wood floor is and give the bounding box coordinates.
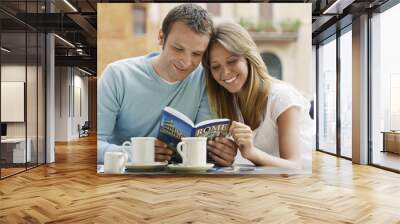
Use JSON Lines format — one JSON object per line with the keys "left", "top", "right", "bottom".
{"left": 1, "top": 135, "right": 400, "bottom": 223}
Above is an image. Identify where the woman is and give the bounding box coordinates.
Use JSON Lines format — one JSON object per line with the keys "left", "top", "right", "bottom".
{"left": 203, "top": 21, "right": 313, "bottom": 170}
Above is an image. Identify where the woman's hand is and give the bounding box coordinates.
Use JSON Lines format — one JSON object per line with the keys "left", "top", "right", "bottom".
{"left": 229, "top": 121, "right": 254, "bottom": 159}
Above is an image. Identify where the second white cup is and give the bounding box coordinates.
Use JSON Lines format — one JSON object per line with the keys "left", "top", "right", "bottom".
{"left": 122, "top": 137, "right": 156, "bottom": 164}
{"left": 177, "top": 137, "right": 207, "bottom": 166}
{"left": 104, "top": 151, "right": 128, "bottom": 174}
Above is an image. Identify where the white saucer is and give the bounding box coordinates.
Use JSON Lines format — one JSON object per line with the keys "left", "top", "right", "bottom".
{"left": 167, "top": 163, "right": 214, "bottom": 172}
{"left": 125, "top": 161, "right": 168, "bottom": 171}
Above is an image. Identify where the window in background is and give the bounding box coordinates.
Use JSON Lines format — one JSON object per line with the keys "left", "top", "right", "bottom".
{"left": 261, "top": 52, "right": 282, "bottom": 80}
{"left": 390, "top": 74, "right": 400, "bottom": 130}
{"left": 317, "top": 36, "right": 337, "bottom": 155}
{"left": 207, "top": 3, "right": 221, "bottom": 17}
{"left": 259, "top": 3, "right": 272, "bottom": 20}
{"left": 311, "top": 45, "right": 316, "bottom": 120}
{"left": 371, "top": 3, "right": 400, "bottom": 171}
{"left": 339, "top": 28, "right": 352, "bottom": 158}
{"left": 133, "top": 7, "right": 146, "bottom": 35}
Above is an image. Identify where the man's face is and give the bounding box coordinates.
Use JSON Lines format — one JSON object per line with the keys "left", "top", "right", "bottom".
{"left": 159, "top": 21, "right": 210, "bottom": 81}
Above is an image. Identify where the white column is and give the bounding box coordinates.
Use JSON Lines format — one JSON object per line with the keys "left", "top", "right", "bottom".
{"left": 45, "top": 0, "right": 56, "bottom": 163}
{"left": 46, "top": 32, "right": 55, "bottom": 163}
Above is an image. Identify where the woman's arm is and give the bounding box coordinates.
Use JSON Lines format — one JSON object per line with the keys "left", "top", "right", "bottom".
{"left": 231, "top": 106, "right": 302, "bottom": 170}
{"left": 277, "top": 106, "right": 302, "bottom": 166}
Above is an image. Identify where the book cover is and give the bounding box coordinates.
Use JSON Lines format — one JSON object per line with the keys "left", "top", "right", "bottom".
{"left": 158, "top": 107, "right": 230, "bottom": 162}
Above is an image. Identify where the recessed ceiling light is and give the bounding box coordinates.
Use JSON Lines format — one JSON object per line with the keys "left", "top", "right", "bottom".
{"left": 63, "top": 0, "right": 78, "bottom": 12}
{"left": 323, "top": 0, "right": 354, "bottom": 15}
{"left": 1, "top": 47, "right": 11, "bottom": 53}
{"left": 54, "top": 34, "right": 75, "bottom": 48}
{"left": 78, "top": 67, "right": 93, "bottom": 76}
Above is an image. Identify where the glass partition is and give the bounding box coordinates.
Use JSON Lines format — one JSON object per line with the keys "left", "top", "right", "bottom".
{"left": 0, "top": 1, "right": 46, "bottom": 179}
{"left": 1, "top": 30, "right": 28, "bottom": 177}
{"left": 27, "top": 30, "right": 38, "bottom": 169}
{"left": 339, "top": 28, "right": 352, "bottom": 158}
{"left": 371, "top": 3, "right": 400, "bottom": 171}
{"left": 317, "top": 36, "right": 337, "bottom": 155}
{"left": 38, "top": 32, "right": 45, "bottom": 165}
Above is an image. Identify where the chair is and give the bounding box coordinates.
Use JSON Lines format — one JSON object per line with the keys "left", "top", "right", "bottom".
{"left": 78, "top": 121, "right": 90, "bottom": 138}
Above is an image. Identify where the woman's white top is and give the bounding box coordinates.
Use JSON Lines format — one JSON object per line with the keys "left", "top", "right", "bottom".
{"left": 240, "top": 82, "right": 314, "bottom": 169}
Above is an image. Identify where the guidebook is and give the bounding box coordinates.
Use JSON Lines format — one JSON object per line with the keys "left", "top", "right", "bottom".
{"left": 158, "top": 107, "right": 231, "bottom": 161}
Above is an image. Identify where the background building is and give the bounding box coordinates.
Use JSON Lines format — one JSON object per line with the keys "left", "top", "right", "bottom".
{"left": 98, "top": 3, "right": 313, "bottom": 99}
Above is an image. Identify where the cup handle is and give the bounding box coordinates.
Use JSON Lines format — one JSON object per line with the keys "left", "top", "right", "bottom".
{"left": 121, "top": 141, "right": 131, "bottom": 162}
{"left": 122, "top": 141, "right": 131, "bottom": 147}
{"left": 177, "top": 142, "right": 186, "bottom": 162}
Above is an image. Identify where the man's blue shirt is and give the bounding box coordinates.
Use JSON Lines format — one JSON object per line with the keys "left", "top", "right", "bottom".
{"left": 97, "top": 52, "right": 213, "bottom": 163}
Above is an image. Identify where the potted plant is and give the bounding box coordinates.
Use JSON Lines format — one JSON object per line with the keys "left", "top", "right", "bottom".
{"left": 279, "top": 18, "right": 301, "bottom": 33}
{"left": 257, "top": 20, "right": 276, "bottom": 32}
{"left": 239, "top": 18, "right": 257, "bottom": 32}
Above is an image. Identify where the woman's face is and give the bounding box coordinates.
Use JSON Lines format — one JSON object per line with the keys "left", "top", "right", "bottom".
{"left": 209, "top": 42, "right": 249, "bottom": 93}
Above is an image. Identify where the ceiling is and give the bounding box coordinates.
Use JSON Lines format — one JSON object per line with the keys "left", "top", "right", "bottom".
{"left": 311, "top": 0, "right": 390, "bottom": 44}
{"left": 0, "top": 0, "right": 393, "bottom": 74}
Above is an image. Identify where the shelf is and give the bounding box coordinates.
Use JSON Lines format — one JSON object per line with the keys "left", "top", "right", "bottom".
{"left": 250, "top": 32, "right": 298, "bottom": 43}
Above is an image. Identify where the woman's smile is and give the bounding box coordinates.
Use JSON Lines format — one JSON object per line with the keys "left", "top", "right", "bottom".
{"left": 223, "top": 74, "right": 239, "bottom": 84}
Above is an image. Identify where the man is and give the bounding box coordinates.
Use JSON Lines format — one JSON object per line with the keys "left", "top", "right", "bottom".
{"left": 98, "top": 4, "right": 236, "bottom": 166}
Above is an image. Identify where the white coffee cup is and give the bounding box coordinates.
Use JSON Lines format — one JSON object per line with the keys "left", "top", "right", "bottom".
{"left": 122, "top": 137, "right": 156, "bottom": 164}
{"left": 177, "top": 137, "right": 207, "bottom": 166}
{"left": 104, "top": 151, "right": 128, "bottom": 174}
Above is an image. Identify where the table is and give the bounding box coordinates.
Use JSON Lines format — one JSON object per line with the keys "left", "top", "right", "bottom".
{"left": 381, "top": 131, "right": 400, "bottom": 154}
{"left": 1, "top": 138, "right": 31, "bottom": 163}
{"left": 97, "top": 164, "right": 310, "bottom": 176}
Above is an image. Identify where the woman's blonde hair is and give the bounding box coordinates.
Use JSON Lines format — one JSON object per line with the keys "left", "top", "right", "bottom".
{"left": 202, "top": 21, "right": 272, "bottom": 130}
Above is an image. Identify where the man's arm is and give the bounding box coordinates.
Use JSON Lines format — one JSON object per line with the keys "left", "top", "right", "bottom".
{"left": 97, "top": 65, "right": 123, "bottom": 164}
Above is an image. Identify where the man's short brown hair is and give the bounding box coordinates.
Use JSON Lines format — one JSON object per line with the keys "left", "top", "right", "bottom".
{"left": 161, "top": 4, "right": 213, "bottom": 46}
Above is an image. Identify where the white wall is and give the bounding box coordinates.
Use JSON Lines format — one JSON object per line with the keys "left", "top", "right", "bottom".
{"left": 1, "top": 65, "right": 26, "bottom": 141}
{"left": 55, "top": 67, "right": 68, "bottom": 141}
{"left": 1, "top": 65, "right": 34, "bottom": 137}
{"left": 55, "top": 67, "right": 89, "bottom": 141}
{"left": 72, "top": 73, "right": 89, "bottom": 138}
{"left": 272, "top": 3, "right": 313, "bottom": 99}
{"left": 1, "top": 63, "right": 46, "bottom": 163}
